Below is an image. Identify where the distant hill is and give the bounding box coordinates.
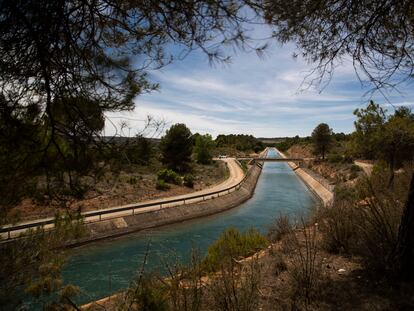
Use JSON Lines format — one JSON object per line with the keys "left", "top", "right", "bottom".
{"left": 257, "top": 137, "right": 289, "bottom": 144}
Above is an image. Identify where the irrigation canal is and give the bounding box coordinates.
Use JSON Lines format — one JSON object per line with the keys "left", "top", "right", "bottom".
{"left": 61, "top": 148, "right": 317, "bottom": 305}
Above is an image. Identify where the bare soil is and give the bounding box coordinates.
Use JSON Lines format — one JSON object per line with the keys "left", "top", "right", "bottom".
{"left": 257, "top": 229, "right": 414, "bottom": 311}
{"left": 286, "top": 144, "right": 363, "bottom": 186}
{"left": 83, "top": 228, "right": 414, "bottom": 311}
{"left": 7, "top": 161, "right": 228, "bottom": 222}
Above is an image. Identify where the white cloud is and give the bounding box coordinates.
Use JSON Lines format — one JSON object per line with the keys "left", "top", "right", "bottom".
{"left": 104, "top": 31, "right": 414, "bottom": 137}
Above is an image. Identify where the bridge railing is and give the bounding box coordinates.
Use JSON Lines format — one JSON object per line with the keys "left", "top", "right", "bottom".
{"left": 0, "top": 161, "right": 264, "bottom": 240}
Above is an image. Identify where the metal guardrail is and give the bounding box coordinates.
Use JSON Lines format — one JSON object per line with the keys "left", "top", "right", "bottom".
{"left": 0, "top": 161, "right": 264, "bottom": 240}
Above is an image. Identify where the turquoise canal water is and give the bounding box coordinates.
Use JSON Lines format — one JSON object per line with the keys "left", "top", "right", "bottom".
{"left": 62, "top": 149, "right": 316, "bottom": 304}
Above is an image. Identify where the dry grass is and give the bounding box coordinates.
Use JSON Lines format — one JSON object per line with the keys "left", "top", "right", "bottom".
{"left": 6, "top": 161, "right": 228, "bottom": 222}
{"left": 314, "top": 167, "right": 412, "bottom": 275}
{"left": 267, "top": 214, "right": 293, "bottom": 243}
{"left": 84, "top": 166, "right": 414, "bottom": 311}
{"left": 207, "top": 259, "right": 262, "bottom": 311}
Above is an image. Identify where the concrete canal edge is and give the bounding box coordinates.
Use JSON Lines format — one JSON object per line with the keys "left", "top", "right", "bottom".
{"left": 274, "top": 148, "right": 334, "bottom": 207}
{"left": 67, "top": 161, "right": 265, "bottom": 248}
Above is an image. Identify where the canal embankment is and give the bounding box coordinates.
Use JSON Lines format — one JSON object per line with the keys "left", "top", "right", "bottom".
{"left": 61, "top": 147, "right": 315, "bottom": 306}
{"left": 66, "top": 150, "right": 268, "bottom": 247}
{"left": 75, "top": 163, "right": 263, "bottom": 246}
{"left": 274, "top": 148, "right": 334, "bottom": 206}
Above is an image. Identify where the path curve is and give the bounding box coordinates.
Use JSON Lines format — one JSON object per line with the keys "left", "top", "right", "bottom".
{"left": 354, "top": 160, "right": 374, "bottom": 176}
{"left": 1, "top": 159, "right": 245, "bottom": 239}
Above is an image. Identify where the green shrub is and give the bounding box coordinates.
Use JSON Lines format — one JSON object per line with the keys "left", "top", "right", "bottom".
{"left": 62, "top": 182, "right": 88, "bottom": 199}
{"left": 342, "top": 154, "right": 353, "bottom": 163}
{"left": 240, "top": 160, "right": 248, "bottom": 173}
{"left": 183, "top": 174, "right": 194, "bottom": 188}
{"left": 203, "top": 227, "right": 268, "bottom": 272}
{"left": 156, "top": 179, "right": 170, "bottom": 191}
{"left": 128, "top": 176, "right": 139, "bottom": 184}
{"left": 350, "top": 164, "right": 361, "bottom": 173}
{"left": 348, "top": 171, "right": 358, "bottom": 180}
{"left": 327, "top": 153, "right": 342, "bottom": 163}
{"left": 157, "top": 169, "right": 182, "bottom": 185}
{"left": 122, "top": 274, "right": 169, "bottom": 311}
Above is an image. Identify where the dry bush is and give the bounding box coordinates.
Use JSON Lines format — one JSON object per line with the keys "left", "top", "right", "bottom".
{"left": 267, "top": 214, "right": 293, "bottom": 242}
{"left": 165, "top": 250, "right": 204, "bottom": 311}
{"left": 316, "top": 166, "right": 413, "bottom": 275}
{"left": 284, "top": 224, "right": 323, "bottom": 306}
{"left": 208, "top": 258, "right": 262, "bottom": 311}
{"left": 315, "top": 192, "right": 358, "bottom": 254}
{"left": 120, "top": 273, "right": 169, "bottom": 311}
{"left": 269, "top": 251, "right": 287, "bottom": 277}
{"left": 119, "top": 249, "right": 205, "bottom": 311}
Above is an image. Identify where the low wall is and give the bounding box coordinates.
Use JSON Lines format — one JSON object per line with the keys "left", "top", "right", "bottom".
{"left": 67, "top": 162, "right": 264, "bottom": 247}
{"left": 275, "top": 148, "right": 334, "bottom": 207}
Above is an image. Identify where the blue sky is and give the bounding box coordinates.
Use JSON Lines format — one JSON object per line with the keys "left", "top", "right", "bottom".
{"left": 105, "top": 34, "right": 414, "bottom": 138}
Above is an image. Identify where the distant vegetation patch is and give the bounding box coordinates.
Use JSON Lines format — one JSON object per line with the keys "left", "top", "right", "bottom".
{"left": 203, "top": 227, "right": 268, "bottom": 272}
{"left": 157, "top": 169, "right": 182, "bottom": 185}
{"left": 215, "top": 134, "right": 265, "bottom": 153}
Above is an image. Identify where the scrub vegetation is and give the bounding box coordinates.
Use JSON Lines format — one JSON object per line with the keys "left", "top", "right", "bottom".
{"left": 85, "top": 164, "right": 414, "bottom": 311}
{"left": 2, "top": 0, "right": 414, "bottom": 310}
{"left": 202, "top": 227, "right": 268, "bottom": 272}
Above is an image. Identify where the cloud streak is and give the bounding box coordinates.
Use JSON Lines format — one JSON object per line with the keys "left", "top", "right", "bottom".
{"left": 105, "top": 30, "right": 414, "bottom": 138}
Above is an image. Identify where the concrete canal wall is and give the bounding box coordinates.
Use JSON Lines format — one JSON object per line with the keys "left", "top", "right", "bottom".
{"left": 68, "top": 161, "right": 265, "bottom": 247}
{"left": 275, "top": 148, "right": 334, "bottom": 207}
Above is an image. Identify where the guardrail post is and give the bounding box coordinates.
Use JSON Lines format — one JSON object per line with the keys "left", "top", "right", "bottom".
{"left": 203, "top": 195, "right": 205, "bottom": 201}
{"left": 8, "top": 230, "right": 10, "bottom": 240}
{"left": 132, "top": 209, "right": 135, "bottom": 216}
{"left": 160, "top": 203, "right": 162, "bottom": 209}
{"left": 183, "top": 199, "right": 186, "bottom": 205}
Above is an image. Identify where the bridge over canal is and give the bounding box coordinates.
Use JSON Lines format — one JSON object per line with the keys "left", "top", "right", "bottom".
{"left": 237, "top": 157, "right": 313, "bottom": 166}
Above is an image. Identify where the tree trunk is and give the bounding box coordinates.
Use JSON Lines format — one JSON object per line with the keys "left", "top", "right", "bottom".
{"left": 395, "top": 173, "right": 414, "bottom": 281}
{"left": 388, "top": 157, "right": 395, "bottom": 188}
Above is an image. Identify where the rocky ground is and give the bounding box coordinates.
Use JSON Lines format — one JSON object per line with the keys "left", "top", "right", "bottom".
{"left": 286, "top": 144, "right": 364, "bottom": 187}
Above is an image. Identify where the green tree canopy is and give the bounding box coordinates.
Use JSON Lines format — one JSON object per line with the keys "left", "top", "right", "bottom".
{"left": 264, "top": 0, "right": 414, "bottom": 89}
{"left": 215, "top": 134, "right": 264, "bottom": 152}
{"left": 160, "top": 124, "right": 193, "bottom": 172}
{"left": 0, "top": 0, "right": 264, "bottom": 205}
{"left": 194, "top": 134, "right": 214, "bottom": 164}
{"left": 380, "top": 110, "right": 414, "bottom": 184}
{"left": 350, "top": 102, "right": 414, "bottom": 185}
{"left": 311, "top": 123, "right": 332, "bottom": 160}
{"left": 126, "top": 136, "right": 153, "bottom": 166}
{"left": 350, "top": 101, "right": 386, "bottom": 159}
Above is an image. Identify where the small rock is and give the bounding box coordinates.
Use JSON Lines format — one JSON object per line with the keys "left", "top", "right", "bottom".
{"left": 338, "top": 268, "right": 346, "bottom": 274}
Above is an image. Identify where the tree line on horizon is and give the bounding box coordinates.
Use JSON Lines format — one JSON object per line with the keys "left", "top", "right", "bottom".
{"left": 2, "top": 0, "right": 414, "bottom": 308}
{"left": 276, "top": 102, "right": 414, "bottom": 181}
